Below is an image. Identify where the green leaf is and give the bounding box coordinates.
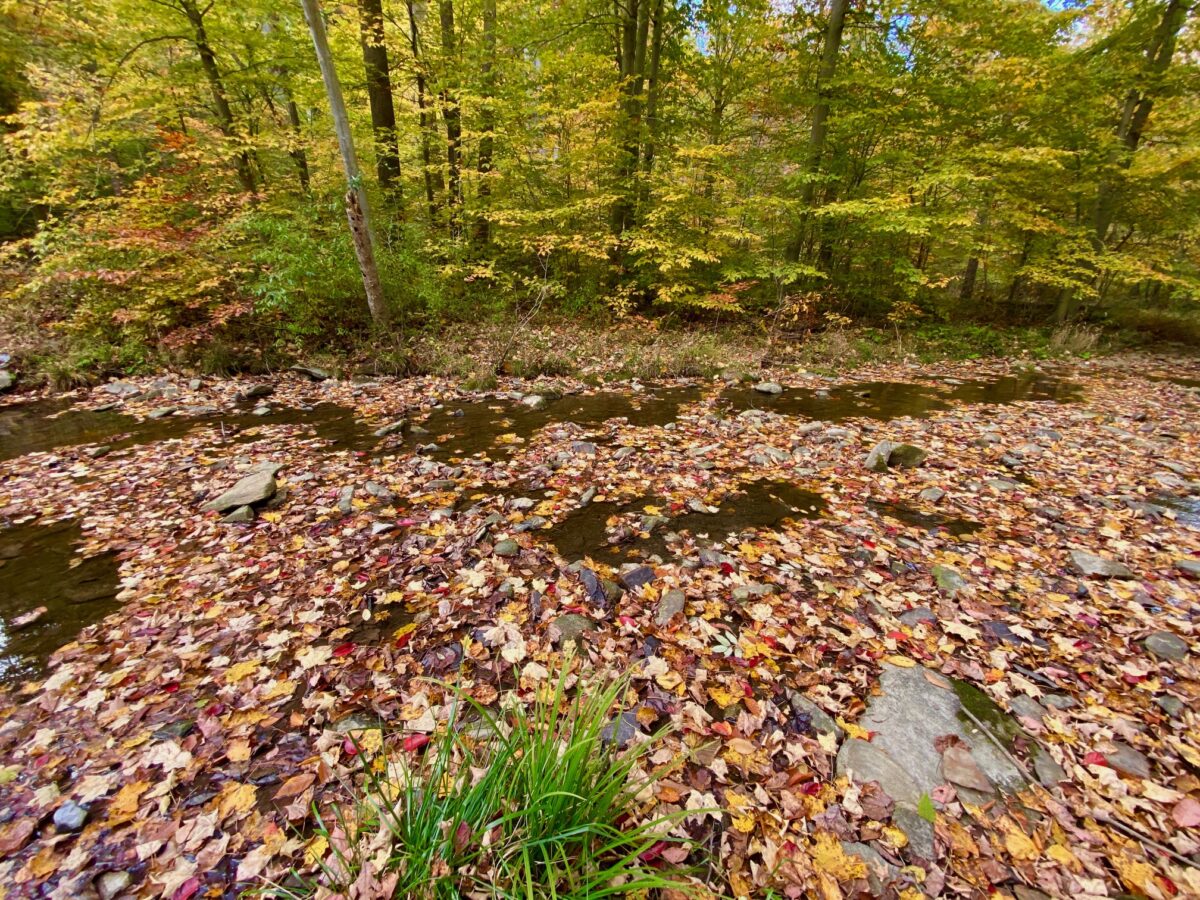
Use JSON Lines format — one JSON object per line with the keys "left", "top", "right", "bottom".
{"left": 917, "top": 793, "right": 937, "bottom": 823}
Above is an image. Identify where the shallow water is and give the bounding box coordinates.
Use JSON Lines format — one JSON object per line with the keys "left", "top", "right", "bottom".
{"left": 0, "top": 398, "right": 377, "bottom": 461}
{"left": 721, "top": 372, "right": 1080, "bottom": 422}
{"left": 867, "top": 500, "right": 982, "bottom": 538}
{"left": 546, "top": 479, "right": 827, "bottom": 563}
{"left": 0, "top": 520, "right": 119, "bottom": 687}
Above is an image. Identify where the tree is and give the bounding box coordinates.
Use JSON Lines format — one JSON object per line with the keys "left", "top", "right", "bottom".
{"left": 356, "top": 0, "right": 403, "bottom": 198}
{"left": 299, "top": 0, "right": 390, "bottom": 328}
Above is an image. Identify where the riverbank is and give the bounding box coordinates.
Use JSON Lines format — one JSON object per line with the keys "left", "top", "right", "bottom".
{"left": 1, "top": 355, "right": 1198, "bottom": 897}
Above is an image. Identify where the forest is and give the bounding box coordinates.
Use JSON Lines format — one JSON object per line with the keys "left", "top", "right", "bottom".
{"left": 0, "top": 0, "right": 1197, "bottom": 378}
{"left": 3, "top": 4, "right": 1200, "bottom": 900}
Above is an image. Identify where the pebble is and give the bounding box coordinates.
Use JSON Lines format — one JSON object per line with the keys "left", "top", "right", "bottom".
{"left": 53, "top": 800, "right": 88, "bottom": 832}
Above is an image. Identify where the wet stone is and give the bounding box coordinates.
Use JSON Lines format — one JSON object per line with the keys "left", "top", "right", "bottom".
{"left": 932, "top": 564, "right": 966, "bottom": 595}
{"left": 753, "top": 381, "right": 783, "bottom": 395}
{"left": 1143, "top": 631, "right": 1189, "bottom": 661}
{"left": 1070, "top": 549, "right": 1133, "bottom": 578}
{"left": 550, "top": 614, "right": 596, "bottom": 645}
{"left": 918, "top": 487, "right": 945, "bottom": 503}
{"left": 202, "top": 470, "right": 278, "bottom": 512}
{"left": 619, "top": 565, "right": 655, "bottom": 591}
{"left": 373, "top": 419, "right": 406, "bottom": 438}
{"left": 655, "top": 589, "right": 685, "bottom": 626}
{"left": 1104, "top": 742, "right": 1151, "bottom": 779}
{"left": 53, "top": 800, "right": 88, "bottom": 832}
{"left": 494, "top": 540, "right": 520, "bottom": 557}
{"left": 899, "top": 607, "right": 937, "bottom": 627}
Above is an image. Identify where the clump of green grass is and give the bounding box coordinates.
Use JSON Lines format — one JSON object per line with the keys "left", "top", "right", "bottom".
{"left": 273, "top": 665, "right": 701, "bottom": 898}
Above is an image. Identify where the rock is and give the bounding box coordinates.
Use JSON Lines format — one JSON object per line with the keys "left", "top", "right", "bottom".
{"left": 931, "top": 564, "right": 966, "bottom": 595}
{"left": 1013, "top": 888, "right": 1051, "bottom": 900}
{"left": 1032, "top": 427, "right": 1062, "bottom": 443}
{"left": 85, "top": 445, "right": 112, "bottom": 459}
{"left": 514, "top": 516, "right": 548, "bottom": 532}
{"left": 373, "top": 419, "right": 407, "bottom": 437}
{"left": 1155, "top": 695, "right": 1184, "bottom": 716}
{"left": 1104, "top": 742, "right": 1151, "bottom": 779}
{"left": 1174, "top": 558, "right": 1200, "bottom": 578}
{"left": 619, "top": 565, "right": 655, "bottom": 591}
{"left": 753, "top": 381, "right": 783, "bottom": 395}
{"left": 521, "top": 394, "right": 547, "bottom": 409}
{"left": 251, "top": 404, "right": 271, "bottom": 416}
{"left": 290, "top": 365, "right": 330, "bottom": 381}
{"left": 941, "top": 745, "right": 993, "bottom": 792}
{"left": 1043, "top": 694, "right": 1077, "bottom": 711}
{"left": 365, "top": 480, "right": 394, "bottom": 501}
{"left": 614, "top": 446, "right": 636, "bottom": 460}
{"left": 686, "top": 498, "right": 715, "bottom": 514}
{"left": 571, "top": 441, "right": 597, "bottom": 455}
{"left": 336, "top": 485, "right": 355, "bottom": 514}
{"left": 579, "top": 487, "right": 597, "bottom": 506}
{"left": 237, "top": 383, "right": 273, "bottom": 401}
{"left": 9, "top": 606, "right": 48, "bottom": 631}
{"left": 102, "top": 381, "right": 140, "bottom": 397}
{"left": 732, "top": 582, "right": 776, "bottom": 601}
{"left": 1033, "top": 750, "right": 1067, "bottom": 786}
{"left": 899, "top": 607, "right": 937, "bottom": 627}
{"left": 147, "top": 406, "right": 177, "bottom": 419}
{"left": 888, "top": 444, "right": 928, "bottom": 469}
{"left": 892, "top": 804, "right": 935, "bottom": 860}
{"left": 425, "top": 479, "right": 456, "bottom": 491}
{"left": 510, "top": 497, "right": 536, "bottom": 510}
{"left": 152, "top": 719, "right": 196, "bottom": 741}
{"left": 789, "top": 693, "right": 842, "bottom": 740}
{"left": 1143, "top": 631, "right": 1189, "bottom": 661}
{"left": 53, "top": 800, "right": 88, "bottom": 832}
{"left": 655, "top": 590, "right": 686, "bottom": 626}
{"left": 986, "top": 477, "right": 1021, "bottom": 492}
{"left": 188, "top": 378, "right": 203, "bottom": 390}
{"left": 1070, "top": 550, "right": 1133, "bottom": 578}
{"left": 0, "top": 370, "right": 13, "bottom": 393}
{"left": 837, "top": 739, "right": 922, "bottom": 806}
{"left": 918, "top": 487, "right": 945, "bottom": 503}
{"left": 370, "top": 522, "right": 393, "bottom": 536}
{"left": 1008, "top": 695, "right": 1046, "bottom": 723}
{"left": 550, "top": 614, "right": 595, "bottom": 645}
{"left": 220, "top": 505, "right": 255, "bottom": 524}
{"left": 334, "top": 711, "right": 379, "bottom": 733}
{"left": 864, "top": 441, "right": 898, "bottom": 473}
{"left": 494, "top": 539, "right": 520, "bottom": 557}
{"left": 840, "top": 841, "right": 899, "bottom": 895}
{"left": 96, "top": 871, "right": 132, "bottom": 900}
{"left": 202, "top": 470, "right": 277, "bottom": 512}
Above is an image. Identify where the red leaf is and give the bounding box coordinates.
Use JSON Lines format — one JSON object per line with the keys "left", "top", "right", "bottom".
{"left": 163, "top": 682, "right": 179, "bottom": 694}
{"left": 639, "top": 840, "right": 668, "bottom": 863}
{"left": 719, "top": 562, "right": 734, "bottom": 575}
{"left": 404, "top": 734, "right": 430, "bottom": 752}
{"left": 711, "top": 722, "right": 733, "bottom": 737}
{"left": 801, "top": 781, "right": 822, "bottom": 796}
{"left": 332, "top": 642, "right": 355, "bottom": 658}
{"left": 1083, "top": 751, "right": 1108, "bottom": 767}
{"left": 618, "top": 615, "right": 637, "bottom": 627}
{"left": 395, "top": 632, "right": 413, "bottom": 650}
{"left": 342, "top": 738, "right": 358, "bottom": 756}
{"left": 452, "top": 820, "right": 471, "bottom": 854}
{"left": 172, "top": 877, "right": 202, "bottom": 900}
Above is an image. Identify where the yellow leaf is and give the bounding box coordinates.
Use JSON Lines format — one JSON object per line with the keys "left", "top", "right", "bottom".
{"left": 227, "top": 740, "right": 252, "bottom": 763}
{"left": 838, "top": 718, "right": 871, "bottom": 741}
{"left": 107, "top": 780, "right": 150, "bottom": 825}
{"left": 304, "top": 834, "right": 328, "bottom": 866}
{"left": 225, "top": 660, "right": 259, "bottom": 683}
{"left": 883, "top": 655, "right": 917, "bottom": 668}
{"left": 811, "top": 831, "right": 867, "bottom": 880}
{"left": 706, "top": 685, "right": 740, "bottom": 708}
{"left": 1003, "top": 828, "right": 1039, "bottom": 861}
{"left": 218, "top": 782, "right": 257, "bottom": 819}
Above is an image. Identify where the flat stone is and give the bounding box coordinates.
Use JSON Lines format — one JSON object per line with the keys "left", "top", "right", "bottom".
{"left": 579, "top": 487, "right": 597, "bottom": 506}
{"left": 899, "top": 607, "right": 937, "bottom": 627}
{"left": 836, "top": 739, "right": 922, "bottom": 806}
{"left": 753, "top": 381, "right": 783, "bottom": 395}
{"left": 892, "top": 803, "right": 935, "bottom": 860}
{"left": 370, "top": 522, "right": 394, "bottom": 535}
{"left": 336, "top": 485, "right": 355, "bottom": 514}
{"left": 96, "top": 871, "right": 132, "bottom": 900}
{"left": 220, "top": 505, "right": 255, "bottom": 524}
{"left": 550, "top": 614, "right": 596, "bottom": 645}
{"left": 655, "top": 590, "right": 686, "bottom": 626}
{"left": 251, "top": 404, "right": 271, "bottom": 416}
{"left": 1043, "top": 694, "right": 1077, "bottom": 711}
{"left": 600, "top": 710, "right": 642, "bottom": 748}
{"left": 202, "top": 470, "right": 277, "bottom": 512}
{"left": 290, "top": 365, "right": 330, "bottom": 381}
{"left": 931, "top": 564, "right": 966, "bottom": 595}
{"left": 918, "top": 487, "right": 945, "bottom": 503}
{"left": 1155, "top": 695, "right": 1184, "bottom": 716}
{"left": 147, "top": 406, "right": 177, "bottom": 419}
{"left": 941, "top": 745, "right": 993, "bottom": 792}
{"left": 840, "top": 841, "right": 898, "bottom": 895}
{"left": 102, "top": 381, "right": 140, "bottom": 396}
{"left": 732, "top": 582, "right": 776, "bottom": 601}
{"left": 1175, "top": 559, "right": 1200, "bottom": 578}
{"left": 789, "top": 693, "right": 842, "bottom": 739}
{"left": 373, "top": 419, "right": 406, "bottom": 437}
{"left": 0, "top": 371, "right": 14, "bottom": 392}
{"left": 494, "top": 539, "right": 520, "bottom": 557}
{"left": 1070, "top": 549, "right": 1133, "bottom": 578}
{"left": 521, "top": 394, "right": 547, "bottom": 409}
{"left": 619, "top": 565, "right": 655, "bottom": 591}
{"left": 686, "top": 498, "right": 715, "bottom": 514}
{"left": 237, "top": 383, "right": 273, "bottom": 401}
{"left": 571, "top": 441, "right": 597, "bottom": 455}
{"left": 425, "top": 479, "right": 456, "bottom": 491}
{"left": 1008, "top": 695, "right": 1046, "bottom": 723}
{"left": 986, "top": 477, "right": 1021, "bottom": 492}
{"left": 333, "top": 711, "right": 379, "bottom": 733}
{"left": 1033, "top": 750, "right": 1067, "bottom": 786}
{"left": 1144, "top": 631, "right": 1189, "bottom": 661}
{"left": 53, "top": 800, "right": 88, "bottom": 832}
{"left": 1104, "top": 742, "right": 1151, "bottom": 779}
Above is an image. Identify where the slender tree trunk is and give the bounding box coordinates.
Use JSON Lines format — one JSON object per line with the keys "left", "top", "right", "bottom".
{"left": 284, "top": 93, "right": 311, "bottom": 192}
{"left": 357, "top": 0, "right": 402, "bottom": 199}
{"left": 1091, "top": 0, "right": 1187, "bottom": 249}
{"left": 473, "top": 0, "right": 497, "bottom": 247}
{"left": 609, "top": 0, "right": 652, "bottom": 238}
{"left": 405, "top": 0, "right": 443, "bottom": 224}
{"left": 639, "top": 0, "right": 665, "bottom": 182}
{"left": 300, "top": 0, "right": 390, "bottom": 329}
{"left": 785, "top": 0, "right": 849, "bottom": 262}
{"left": 439, "top": 0, "right": 463, "bottom": 236}
{"left": 179, "top": 0, "right": 256, "bottom": 193}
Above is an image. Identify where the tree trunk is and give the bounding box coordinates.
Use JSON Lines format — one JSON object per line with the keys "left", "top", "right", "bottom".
{"left": 609, "top": 0, "right": 652, "bottom": 238}
{"left": 285, "top": 93, "right": 311, "bottom": 192}
{"left": 1091, "top": 0, "right": 1187, "bottom": 249}
{"left": 439, "top": 0, "right": 463, "bottom": 236}
{"left": 785, "top": 0, "right": 849, "bottom": 262}
{"left": 639, "top": 0, "right": 665, "bottom": 181}
{"left": 179, "top": 0, "right": 256, "bottom": 193}
{"left": 405, "top": 0, "right": 443, "bottom": 224}
{"left": 300, "top": 0, "right": 390, "bottom": 329}
{"left": 357, "top": 0, "right": 402, "bottom": 199}
{"left": 473, "top": 0, "right": 497, "bottom": 247}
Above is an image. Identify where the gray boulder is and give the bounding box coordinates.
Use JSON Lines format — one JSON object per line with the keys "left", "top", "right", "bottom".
{"left": 1070, "top": 550, "right": 1133, "bottom": 578}
{"left": 753, "top": 381, "right": 783, "bottom": 395}
{"left": 655, "top": 590, "right": 686, "bottom": 626}
{"left": 202, "top": 470, "right": 278, "bottom": 512}
{"left": 1143, "top": 631, "right": 1189, "bottom": 661}
{"left": 0, "top": 370, "right": 13, "bottom": 393}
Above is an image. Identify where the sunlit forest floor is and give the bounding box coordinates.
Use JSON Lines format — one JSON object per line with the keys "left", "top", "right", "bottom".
{"left": 0, "top": 352, "right": 1198, "bottom": 897}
